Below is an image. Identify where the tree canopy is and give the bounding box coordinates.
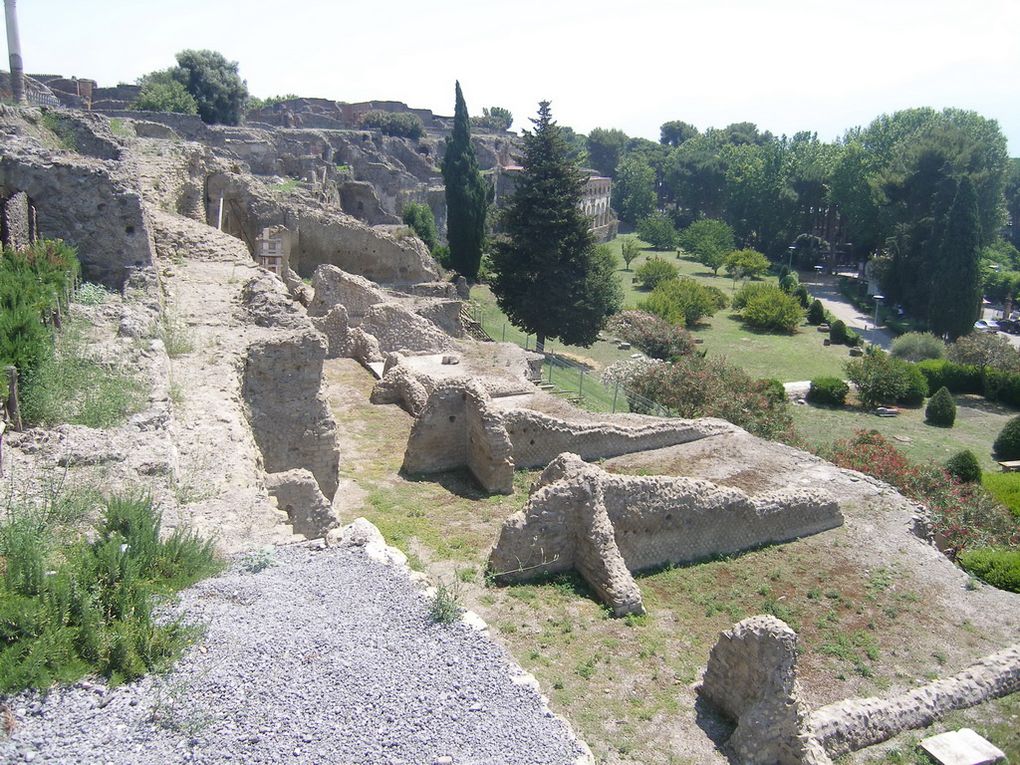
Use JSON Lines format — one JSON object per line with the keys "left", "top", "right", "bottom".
{"left": 442, "top": 81, "right": 489, "bottom": 281}
{"left": 490, "top": 102, "right": 622, "bottom": 351}
{"left": 173, "top": 50, "right": 248, "bottom": 125}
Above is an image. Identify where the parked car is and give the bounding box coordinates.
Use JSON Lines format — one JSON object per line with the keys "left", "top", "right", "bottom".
{"left": 974, "top": 320, "right": 1000, "bottom": 333}
{"left": 998, "top": 319, "right": 1020, "bottom": 334}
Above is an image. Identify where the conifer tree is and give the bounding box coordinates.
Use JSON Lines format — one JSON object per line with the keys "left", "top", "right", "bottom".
{"left": 928, "top": 176, "right": 982, "bottom": 339}
{"left": 442, "top": 81, "right": 488, "bottom": 281}
{"left": 490, "top": 101, "right": 622, "bottom": 352}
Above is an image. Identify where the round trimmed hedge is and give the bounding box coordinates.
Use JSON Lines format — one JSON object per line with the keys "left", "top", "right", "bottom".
{"left": 993, "top": 416, "right": 1020, "bottom": 460}
{"left": 924, "top": 386, "right": 956, "bottom": 427}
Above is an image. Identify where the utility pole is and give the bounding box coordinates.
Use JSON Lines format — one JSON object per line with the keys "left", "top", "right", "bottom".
{"left": 4, "top": 0, "right": 25, "bottom": 103}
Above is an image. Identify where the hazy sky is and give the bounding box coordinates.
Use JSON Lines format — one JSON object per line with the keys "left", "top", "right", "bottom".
{"left": 9, "top": 0, "right": 1019, "bottom": 153}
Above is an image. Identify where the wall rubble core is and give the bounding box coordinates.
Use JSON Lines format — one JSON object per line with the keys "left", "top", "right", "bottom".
{"left": 698, "top": 615, "right": 1020, "bottom": 765}
{"left": 488, "top": 454, "right": 842, "bottom": 616}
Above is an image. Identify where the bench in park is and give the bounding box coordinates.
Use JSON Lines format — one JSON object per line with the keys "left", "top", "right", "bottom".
{"left": 997, "top": 460, "right": 1020, "bottom": 472}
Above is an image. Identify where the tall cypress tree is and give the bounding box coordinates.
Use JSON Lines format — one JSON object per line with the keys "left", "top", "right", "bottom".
{"left": 490, "top": 101, "right": 622, "bottom": 352}
{"left": 442, "top": 82, "right": 488, "bottom": 281}
{"left": 928, "top": 176, "right": 982, "bottom": 339}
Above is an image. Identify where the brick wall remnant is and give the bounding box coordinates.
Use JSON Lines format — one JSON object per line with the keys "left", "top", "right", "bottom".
{"left": 698, "top": 616, "right": 1020, "bottom": 764}
{"left": 265, "top": 468, "right": 336, "bottom": 538}
{"left": 1, "top": 191, "right": 32, "bottom": 250}
{"left": 488, "top": 455, "right": 841, "bottom": 615}
{"left": 241, "top": 330, "right": 340, "bottom": 501}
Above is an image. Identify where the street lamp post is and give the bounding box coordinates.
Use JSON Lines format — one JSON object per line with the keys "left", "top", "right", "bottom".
{"left": 872, "top": 294, "right": 884, "bottom": 331}
{"left": 787, "top": 245, "right": 795, "bottom": 271}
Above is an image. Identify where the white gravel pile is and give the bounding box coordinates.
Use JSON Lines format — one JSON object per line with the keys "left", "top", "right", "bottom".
{"left": 1, "top": 543, "right": 589, "bottom": 765}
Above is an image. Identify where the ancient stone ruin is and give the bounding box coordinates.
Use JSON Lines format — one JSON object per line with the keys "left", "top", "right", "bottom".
{"left": 488, "top": 454, "right": 841, "bottom": 615}
{"left": 699, "top": 615, "right": 1020, "bottom": 765}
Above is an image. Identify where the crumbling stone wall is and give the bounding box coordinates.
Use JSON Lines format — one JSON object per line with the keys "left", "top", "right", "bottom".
{"left": 241, "top": 329, "right": 340, "bottom": 501}
{"left": 488, "top": 455, "right": 840, "bottom": 615}
{"left": 699, "top": 616, "right": 1020, "bottom": 764}
{"left": 809, "top": 645, "right": 1020, "bottom": 757}
{"left": 265, "top": 468, "right": 336, "bottom": 538}
{"left": 0, "top": 142, "right": 153, "bottom": 287}
{"left": 1, "top": 190, "right": 34, "bottom": 250}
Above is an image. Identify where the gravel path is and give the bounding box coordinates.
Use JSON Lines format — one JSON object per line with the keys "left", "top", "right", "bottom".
{"left": 1, "top": 543, "right": 590, "bottom": 765}
{"left": 799, "top": 271, "right": 895, "bottom": 349}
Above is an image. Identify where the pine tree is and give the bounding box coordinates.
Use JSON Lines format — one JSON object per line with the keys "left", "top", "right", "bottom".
{"left": 490, "top": 101, "right": 623, "bottom": 352}
{"left": 928, "top": 176, "right": 982, "bottom": 339}
{"left": 442, "top": 82, "right": 488, "bottom": 281}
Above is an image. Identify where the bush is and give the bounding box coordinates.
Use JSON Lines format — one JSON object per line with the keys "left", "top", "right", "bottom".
{"left": 792, "top": 284, "right": 810, "bottom": 308}
{"left": 993, "top": 416, "right": 1020, "bottom": 460}
{"left": 401, "top": 202, "right": 438, "bottom": 252}
{"left": 891, "top": 332, "right": 945, "bottom": 363}
{"left": 732, "top": 281, "right": 773, "bottom": 310}
{"left": 807, "top": 377, "right": 849, "bottom": 406}
{"left": 981, "top": 472, "right": 1020, "bottom": 517}
{"left": 845, "top": 352, "right": 928, "bottom": 408}
{"left": 626, "top": 354, "right": 793, "bottom": 439}
{"left": 723, "top": 249, "right": 770, "bottom": 280}
{"left": 924, "top": 386, "right": 957, "bottom": 427}
{"left": 635, "top": 212, "right": 679, "bottom": 251}
{"left": 639, "top": 278, "right": 727, "bottom": 327}
{"left": 360, "top": 110, "right": 424, "bottom": 139}
{"left": 807, "top": 299, "right": 826, "bottom": 325}
{"left": 829, "top": 319, "right": 848, "bottom": 345}
{"left": 605, "top": 311, "right": 695, "bottom": 360}
{"left": 133, "top": 72, "right": 198, "bottom": 115}
{"left": 739, "top": 285, "right": 805, "bottom": 333}
{"left": 946, "top": 450, "right": 982, "bottom": 483}
{"left": 779, "top": 273, "right": 799, "bottom": 293}
{"left": 0, "top": 494, "right": 219, "bottom": 693}
{"left": 915, "top": 359, "right": 983, "bottom": 394}
{"left": 981, "top": 367, "right": 1020, "bottom": 409}
{"left": 958, "top": 548, "right": 1020, "bottom": 593}
{"left": 948, "top": 332, "right": 1020, "bottom": 372}
{"left": 634, "top": 257, "right": 679, "bottom": 290}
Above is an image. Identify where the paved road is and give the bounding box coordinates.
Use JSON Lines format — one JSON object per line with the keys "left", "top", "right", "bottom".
{"left": 798, "top": 271, "right": 895, "bottom": 350}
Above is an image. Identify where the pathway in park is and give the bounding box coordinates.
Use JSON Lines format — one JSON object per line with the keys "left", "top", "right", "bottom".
{"left": 798, "top": 271, "right": 895, "bottom": 350}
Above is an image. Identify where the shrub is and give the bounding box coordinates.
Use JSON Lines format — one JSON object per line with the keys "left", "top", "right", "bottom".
{"left": 134, "top": 72, "right": 198, "bottom": 115}
{"left": 792, "top": 284, "right": 810, "bottom": 308}
{"left": 723, "top": 249, "right": 770, "bottom": 280}
{"left": 779, "top": 273, "right": 799, "bottom": 293}
{"left": 635, "top": 212, "right": 679, "bottom": 251}
{"left": 945, "top": 450, "right": 982, "bottom": 483}
{"left": 981, "top": 368, "right": 1020, "bottom": 409}
{"left": 993, "top": 416, "right": 1020, "bottom": 460}
{"left": 948, "top": 332, "right": 1020, "bottom": 372}
{"left": 605, "top": 311, "right": 695, "bottom": 360}
{"left": 0, "top": 494, "right": 219, "bottom": 693}
{"left": 739, "top": 286, "right": 805, "bottom": 333}
{"left": 915, "top": 359, "right": 983, "bottom": 394}
{"left": 732, "top": 281, "right": 774, "bottom": 310}
{"left": 829, "top": 319, "right": 848, "bottom": 345}
{"left": 845, "top": 352, "right": 928, "bottom": 408}
{"left": 807, "top": 299, "right": 826, "bottom": 325}
{"left": 639, "top": 277, "right": 727, "bottom": 327}
{"left": 634, "top": 257, "right": 679, "bottom": 290}
{"left": 807, "top": 377, "right": 849, "bottom": 406}
{"left": 981, "top": 472, "right": 1020, "bottom": 517}
{"left": 958, "top": 548, "right": 1020, "bottom": 593}
{"left": 360, "top": 110, "right": 424, "bottom": 139}
{"left": 626, "top": 354, "right": 793, "bottom": 439}
{"left": 925, "top": 386, "right": 956, "bottom": 426}
{"left": 401, "top": 202, "right": 438, "bottom": 252}
{"left": 891, "top": 332, "right": 945, "bottom": 363}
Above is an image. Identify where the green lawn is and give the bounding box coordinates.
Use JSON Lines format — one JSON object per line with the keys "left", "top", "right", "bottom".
{"left": 791, "top": 394, "right": 1018, "bottom": 472}
{"left": 472, "top": 234, "right": 856, "bottom": 385}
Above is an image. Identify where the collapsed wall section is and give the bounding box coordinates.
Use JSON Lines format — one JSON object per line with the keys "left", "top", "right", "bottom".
{"left": 241, "top": 329, "right": 340, "bottom": 501}
{"left": 488, "top": 454, "right": 841, "bottom": 615}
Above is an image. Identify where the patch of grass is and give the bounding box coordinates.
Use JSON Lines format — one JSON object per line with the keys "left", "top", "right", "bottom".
{"left": 73, "top": 282, "right": 113, "bottom": 306}
{"left": 271, "top": 178, "right": 300, "bottom": 196}
{"left": 0, "top": 493, "right": 220, "bottom": 693}
{"left": 981, "top": 472, "right": 1020, "bottom": 518}
{"left": 20, "top": 318, "right": 148, "bottom": 428}
{"left": 39, "top": 111, "right": 78, "bottom": 152}
{"left": 108, "top": 118, "right": 132, "bottom": 138}
{"left": 159, "top": 312, "right": 195, "bottom": 358}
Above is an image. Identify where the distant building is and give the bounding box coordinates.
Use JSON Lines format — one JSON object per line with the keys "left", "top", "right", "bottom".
{"left": 493, "top": 165, "right": 618, "bottom": 242}
{"left": 255, "top": 225, "right": 291, "bottom": 277}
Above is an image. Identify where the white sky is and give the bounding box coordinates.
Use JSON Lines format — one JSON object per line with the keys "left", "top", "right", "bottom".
{"left": 8, "top": 0, "right": 1019, "bottom": 154}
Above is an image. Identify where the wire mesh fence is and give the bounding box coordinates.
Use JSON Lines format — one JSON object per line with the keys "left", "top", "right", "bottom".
{"left": 468, "top": 301, "right": 674, "bottom": 417}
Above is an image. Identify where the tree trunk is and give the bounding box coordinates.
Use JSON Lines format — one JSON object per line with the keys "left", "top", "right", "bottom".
{"left": 535, "top": 332, "right": 545, "bottom": 354}
{"left": 4, "top": 1, "right": 25, "bottom": 104}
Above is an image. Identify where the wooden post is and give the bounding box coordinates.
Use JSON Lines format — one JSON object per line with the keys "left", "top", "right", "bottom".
{"left": 6, "top": 365, "right": 22, "bottom": 431}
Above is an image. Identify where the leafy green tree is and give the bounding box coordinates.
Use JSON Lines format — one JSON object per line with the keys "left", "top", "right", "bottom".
{"left": 1006, "top": 159, "right": 1020, "bottom": 248}
{"left": 442, "top": 81, "right": 489, "bottom": 281}
{"left": 361, "top": 111, "right": 424, "bottom": 138}
{"left": 401, "top": 202, "right": 438, "bottom": 251}
{"left": 490, "top": 101, "right": 622, "bottom": 351}
{"left": 660, "top": 120, "right": 699, "bottom": 147}
{"left": 620, "top": 238, "right": 641, "bottom": 271}
{"left": 639, "top": 277, "right": 727, "bottom": 327}
{"left": 586, "top": 127, "right": 628, "bottom": 178}
{"left": 134, "top": 71, "right": 198, "bottom": 115}
{"left": 678, "top": 218, "right": 735, "bottom": 275}
{"left": 172, "top": 50, "right": 248, "bottom": 125}
{"left": 471, "top": 106, "right": 513, "bottom": 131}
{"left": 637, "top": 212, "right": 679, "bottom": 250}
{"left": 723, "top": 248, "right": 770, "bottom": 279}
{"left": 612, "top": 156, "right": 656, "bottom": 225}
{"left": 928, "top": 177, "right": 981, "bottom": 340}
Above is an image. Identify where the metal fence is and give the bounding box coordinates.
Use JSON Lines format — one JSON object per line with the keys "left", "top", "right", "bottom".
{"left": 468, "top": 302, "right": 674, "bottom": 417}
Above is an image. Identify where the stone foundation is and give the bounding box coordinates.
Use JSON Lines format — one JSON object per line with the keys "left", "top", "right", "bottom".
{"left": 488, "top": 455, "right": 841, "bottom": 615}
{"left": 265, "top": 468, "right": 336, "bottom": 538}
